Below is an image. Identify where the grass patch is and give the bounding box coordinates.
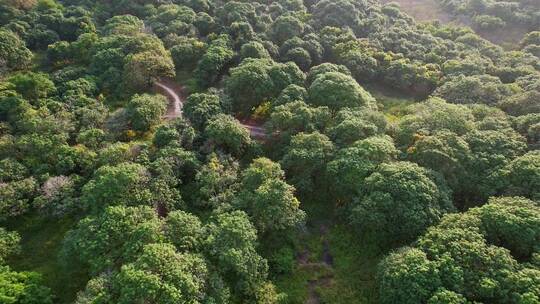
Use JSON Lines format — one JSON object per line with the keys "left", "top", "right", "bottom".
{"left": 2, "top": 213, "right": 88, "bottom": 304}
{"left": 275, "top": 194, "right": 382, "bottom": 304}
{"left": 365, "top": 83, "right": 418, "bottom": 117}
{"left": 275, "top": 264, "right": 333, "bottom": 304}
{"left": 318, "top": 225, "right": 381, "bottom": 304}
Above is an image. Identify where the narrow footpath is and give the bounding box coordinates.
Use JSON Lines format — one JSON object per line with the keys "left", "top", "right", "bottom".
{"left": 155, "top": 81, "right": 182, "bottom": 119}
{"left": 155, "top": 80, "right": 266, "bottom": 138}
{"left": 298, "top": 224, "right": 335, "bottom": 304}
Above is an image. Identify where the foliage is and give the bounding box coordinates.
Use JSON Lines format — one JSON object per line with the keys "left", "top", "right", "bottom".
{"left": 225, "top": 58, "right": 305, "bottom": 115}
{"left": 280, "top": 132, "right": 334, "bottom": 193}
{"left": 377, "top": 196, "right": 540, "bottom": 304}
{"left": 125, "top": 94, "right": 167, "bottom": 132}
{"left": 194, "top": 34, "right": 234, "bottom": 88}
{"left": 235, "top": 158, "right": 306, "bottom": 234}
{"left": 1, "top": 0, "right": 539, "bottom": 302}
{"left": 498, "top": 151, "right": 540, "bottom": 200}
{"left": 0, "top": 266, "right": 53, "bottom": 304}
{"left": 62, "top": 205, "right": 163, "bottom": 275}
{"left": 115, "top": 243, "right": 208, "bottom": 304}
{"left": 204, "top": 210, "right": 269, "bottom": 298}
{"left": 80, "top": 163, "right": 152, "bottom": 213}
{"left": 307, "top": 72, "right": 375, "bottom": 111}
{"left": 204, "top": 114, "right": 251, "bottom": 156}
{"left": 183, "top": 92, "right": 222, "bottom": 131}
{"left": 350, "top": 161, "right": 454, "bottom": 249}
{"left": 0, "top": 228, "right": 20, "bottom": 263}
{"left": 327, "top": 135, "right": 398, "bottom": 203}
{"left": 0, "top": 29, "right": 32, "bottom": 71}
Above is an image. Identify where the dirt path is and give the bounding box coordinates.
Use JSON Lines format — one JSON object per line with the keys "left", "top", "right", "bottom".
{"left": 241, "top": 122, "right": 266, "bottom": 138}
{"left": 155, "top": 80, "right": 267, "bottom": 138}
{"left": 155, "top": 81, "right": 183, "bottom": 119}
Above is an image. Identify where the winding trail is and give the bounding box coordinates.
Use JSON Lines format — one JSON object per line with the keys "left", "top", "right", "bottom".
{"left": 156, "top": 82, "right": 182, "bottom": 119}
{"left": 155, "top": 80, "right": 266, "bottom": 138}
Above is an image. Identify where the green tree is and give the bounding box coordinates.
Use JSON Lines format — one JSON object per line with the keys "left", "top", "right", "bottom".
{"left": 266, "top": 100, "right": 331, "bottom": 153}
{"left": 164, "top": 210, "right": 204, "bottom": 251}
{"left": 0, "top": 266, "right": 53, "bottom": 304}
{"left": 0, "top": 158, "right": 27, "bottom": 182}
{"left": 102, "top": 15, "right": 144, "bottom": 36}
{"left": 96, "top": 142, "right": 133, "bottom": 167}
{"left": 312, "top": 0, "right": 360, "bottom": 30}
{"left": 274, "top": 84, "right": 307, "bottom": 106}
{"left": 194, "top": 11, "right": 216, "bottom": 36}
{"left": 307, "top": 72, "right": 375, "bottom": 111}
{"left": 235, "top": 158, "right": 306, "bottom": 234}
{"left": 498, "top": 91, "right": 540, "bottom": 116}
{"left": 377, "top": 247, "right": 441, "bottom": 304}
{"left": 0, "top": 228, "right": 19, "bottom": 263}
{"left": 115, "top": 243, "right": 208, "bottom": 304}
{"left": 146, "top": 4, "right": 196, "bottom": 38}
{"left": 498, "top": 151, "right": 540, "bottom": 200}
{"left": 152, "top": 125, "right": 179, "bottom": 148}
{"left": 193, "top": 154, "right": 240, "bottom": 209}
{"left": 123, "top": 50, "right": 175, "bottom": 91}
{"left": 270, "top": 15, "right": 304, "bottom": 44}
{"left": 0, "top": 177, "right": 37, "bottom": 219}
{"left": 327, "top": 135, "right": 398, "bottom": 203}
{"left": 377, "top": 196, "right": 540, "bottom": 304}
{"left": 194, "top": 34, "right": 234, "bottom": 88}
{"left": 520, "top": 31, "right": 540, "bottom": 48}
{"left": 407, "top": 131, "right": 472, "bottom": 200}
{"left": 62, "top": 205, "right": 163, "bottom": 274}
{"left": 0, "top": 29, "right": 32, "bottom": 71}
{"left": 240, "top": 41, "right": 271, "bottom": 60}
{"left": 327, "top": 108, "right": 387, "bottom": 147}
{"left": 170, "top": 37, "right": 207, "bottom": 71}
{"left": 225, "top": 58, "right": 305, "bottom": 115}
{"left": 125, "top": 93, "right": 167, "bottom": 132}
{"left": 153, "top": 118, "right": 196, "bottom": 149}
{"left": 204, "top": 114, "right": 251, "bottom": 156}
{"left": 472, "top": 197, "right": 540, "bottom": 259}
{"left": 434, "top": 75, "right": 514, "bottom": 105}
{"left": 283, "top": 47, "right": 312, "bottom": 71}
{"left": 306, "top": 63, "right": 351, "bottom": 85}
{"left": 280, "top": 132, "right": 334, "bottom": 193}
{"left": 427, "top": 289, "right": 468, "bottom": 304}
{"left": 204, "top": 211, "right": 269, "bottom": 298}
{"left": 7, "top": 72, "right": 56, "bottom": 102}
{"left": 395, "top": 98, "right": 475, "bottom": 148}
{"left": 464, "top": 129, "right": 527, "bottom": 204}
{"left": 350, "top": 161, "right": 454, "bottom": 248}
{"left": 81, "top": 162, "right": 153, "bottom": 213}
{"left": 183, "top": 92, "right": 222, "bottom": 131}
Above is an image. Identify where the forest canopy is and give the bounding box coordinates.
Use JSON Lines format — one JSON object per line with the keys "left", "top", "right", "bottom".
{"left": 0, "top": 0, "right": 539, "bottom": 303}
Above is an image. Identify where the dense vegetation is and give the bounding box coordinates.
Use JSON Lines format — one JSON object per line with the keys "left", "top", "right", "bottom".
{"left": 436, "top": 0, "right": 539, "bottom": 33}
{"left": 0, "top": 0, "right": 539, "bottom": 303}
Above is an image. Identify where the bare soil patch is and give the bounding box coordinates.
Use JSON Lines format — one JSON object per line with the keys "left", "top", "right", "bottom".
{"left": 380, "top": 0, "right": 529, "bottom": 49}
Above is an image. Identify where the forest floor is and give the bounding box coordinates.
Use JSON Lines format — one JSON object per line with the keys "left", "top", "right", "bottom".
{"left": 365, "top": 83, "right": 418, "bottom": 120}
{"left": 275, "top": 199, "right": 381, "bottom": 304}
{"left": 2, "top": 213, "right": 87, "bottom": 303}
